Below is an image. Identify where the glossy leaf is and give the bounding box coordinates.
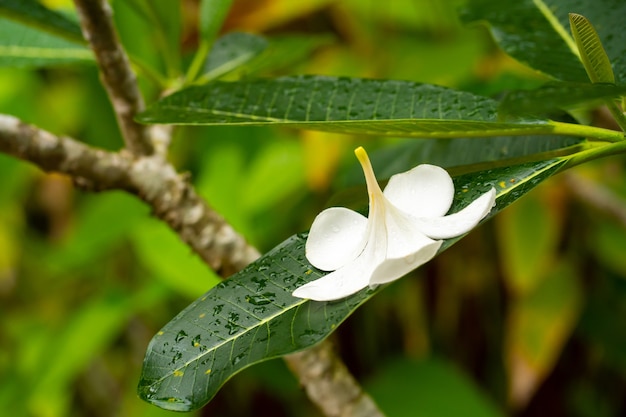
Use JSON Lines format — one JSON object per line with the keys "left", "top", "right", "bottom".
{"left": 0, "top": 17, "right": 92, "bottom": 67}
{"left": 139, "top": 75, "right": 558, "bottom": 137}
{"left": 569, "top": 13, "right": 614, "bottom": 83}
{"left": 499, "top": 82, "right": 626, "bottom": 117}
{"left": 200, "top": 32, "right": 268, "bottom": 82}
{"left": 0, "top": 0, "right": 84, "bottom": 43}
{"left": 462, "top": 0, "right": 626, "bottom": 84}
{"left": 138, "top": 157, "right": 567, "bottom": 411}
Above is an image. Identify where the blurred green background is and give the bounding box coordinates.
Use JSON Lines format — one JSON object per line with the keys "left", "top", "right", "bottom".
{"left": 2, "top": 0, "right": 626, "bottom": 416}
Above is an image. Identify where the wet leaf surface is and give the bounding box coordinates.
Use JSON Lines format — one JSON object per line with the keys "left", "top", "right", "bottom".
{"left": 139, "top": 157, "right": 567, "bottom": 411}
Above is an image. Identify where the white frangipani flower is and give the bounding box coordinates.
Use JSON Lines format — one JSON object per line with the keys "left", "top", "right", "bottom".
{"left": 292, "top": 146, "right": 496, "bottom": 301}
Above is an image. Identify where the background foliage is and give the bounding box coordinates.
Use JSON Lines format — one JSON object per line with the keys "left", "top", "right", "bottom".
{"left": 2, "top": 0, "right": 626, "bottom": 416}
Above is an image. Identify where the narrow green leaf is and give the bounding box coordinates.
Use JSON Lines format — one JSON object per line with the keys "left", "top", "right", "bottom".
{"left": 499, "top": 82, "right": 626, "bottom": 117}
{"left": 569, "top": 13, "right": 615, "bottom": 84}
{"left": 0, "top": 0, "right": 84, "bottom": 43}
{"left": 199, "top": 0, "right": 233, "bottom": 41}
{"left": 139, "top": 75, "right": 558, "bottom": 137}
{"left": 199, "top": 32, "right": 268, "bottom": 83}
{"left": 138, "top": 158, "right": 567, "bottom": 411}
{"left": 0, "top": 17, "right": 93, "bottom": 67}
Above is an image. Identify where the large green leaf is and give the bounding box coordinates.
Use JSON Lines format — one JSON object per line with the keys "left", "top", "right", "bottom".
{"left": 138, "top": 75, "right": 563, "bottom": 137}
{"left": 0, "top": 17, "right": 92, "bottom": 67}
{"left": 138, "top": 157, "right": 567, "bottom": 411}
{"left": 461, "top": 0, "right": 626, "bottom": 84}
{"left": 0, "top": 0, "right": 84, "bottom": 43}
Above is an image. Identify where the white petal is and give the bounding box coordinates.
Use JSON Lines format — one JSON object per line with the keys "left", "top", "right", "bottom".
{"left": 382, "top": 203, "right": 437, "bottom": 258}
{"left": 415, "top": 188, "right": 496, "bottom": 239}
{"left": 305, "top": 207, "right": 368, "bottom": 271}
{"left": 294, "top": 227, "right": 386, "bottom": 300}
{"left": 296, "top": 199, "right": 388, "bottom": 301}
{"left": 369, "top": 239, "right": 442, "bottom": 285}
{"left": 292, "top": 260, "right": 372, "bottom": 301}
{"left": 384, "top": 164, "right": 454, "bottom": 218}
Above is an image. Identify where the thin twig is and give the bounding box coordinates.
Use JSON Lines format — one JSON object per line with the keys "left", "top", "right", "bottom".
{"left": 73, "top": 0, "right": 154, "bottom": 156}
{"left": 0, "top": 114, "right": 385, "bottom": 417}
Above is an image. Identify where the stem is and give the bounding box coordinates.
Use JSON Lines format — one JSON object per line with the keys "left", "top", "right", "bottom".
{"left": 562, "top": 139, "right": 626, "bottom": 169}
{"left": 606, "top": 101, "right": 626, "bottom": 132}
{"left": 73, "top": 0, "right": 155, "bottom": 156}
{"left": 185, "top": 40, "right": 211, "bottom": 85}
{"left": 550, "top": 121, "right": 625, "bottom": 142}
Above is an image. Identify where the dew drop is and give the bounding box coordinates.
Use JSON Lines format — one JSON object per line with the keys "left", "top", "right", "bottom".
{"left": 175, "top": 330, "right": 188, "bottom": 343}
{"left": 171, "top": 351, "right": 183, "bottom": 364}
{"left": 245, "top": 292, "right": 275, "bottom": 306}
{"left": 232, "top": 353, "right": 246, "bottom": 365}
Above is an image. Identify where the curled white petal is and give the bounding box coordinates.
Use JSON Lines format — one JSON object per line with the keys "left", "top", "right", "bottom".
{"left": 292, "top": 255, "right": 374, "bottom": 301}
{"left": 414, "top": 188, "right": 496, "bottom": 239}
{"left": 369, "top": 239, "right": 442, "bottom": 286}
{"left": 295, "top": 216, "right": 387, "bottom": 301}
{"left": 305, "top": 207, "right": 368, "bottom": 271}
{"left": 384, "top": 164, "right": 454, "bottom": 218}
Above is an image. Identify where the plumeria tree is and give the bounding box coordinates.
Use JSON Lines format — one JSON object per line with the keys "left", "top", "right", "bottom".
{"left": 2, "top": 0, "right": 626, "bottom": 416}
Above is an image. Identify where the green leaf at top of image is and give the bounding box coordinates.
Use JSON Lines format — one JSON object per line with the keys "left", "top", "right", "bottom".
{"left": 138, "top": 75, "right": 562, "bottom": 137}
{"left": 0, "top": 0, "right": 83, "bottom": 43}
{"left": 569, "top": 13, "right": 615, "bottom": 84}
{"left": 461, "top": 0, "right": 626, "bottom": 84}
{"left": 0, "top": 17, "right": 92, "bottom": 68}
{"left": 499, "top": 82, "right": 626, "bottom": 117}
{"left": 199, "top": 32, "right": 268, "bottom": 83}
{"left": 199, "top": 0, "right": 233, "bottom": 41}
{"left": 138, "top": 157, "right": 567, "bottom": 411}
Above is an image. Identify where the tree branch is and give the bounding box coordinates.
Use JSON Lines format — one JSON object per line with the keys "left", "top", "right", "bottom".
{"left": 73, "top": 0, "right": 154, "bottom": 156}
{"left": 285, "top": 343, "right": 384, "bottom": 417}
{"left": 0, "top": 114, "right": 256, "bottom": 275}
{"left": 0, "top": 114, "right": 384, "bottom": 417}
